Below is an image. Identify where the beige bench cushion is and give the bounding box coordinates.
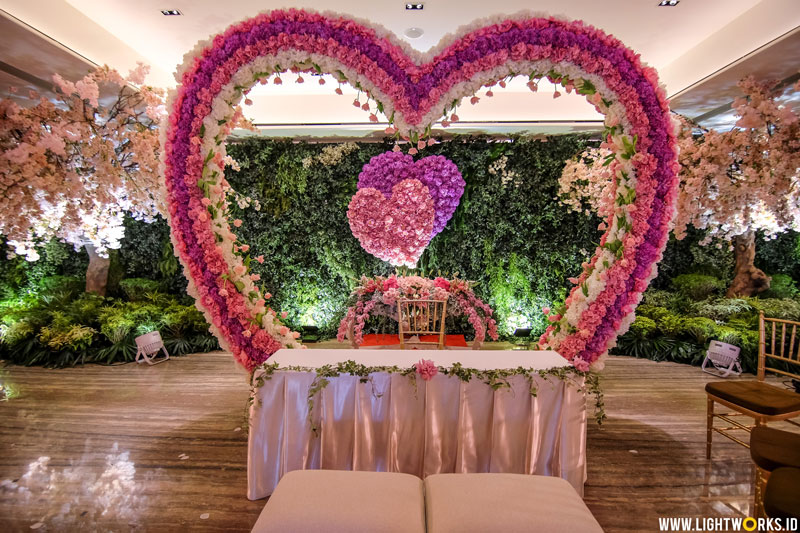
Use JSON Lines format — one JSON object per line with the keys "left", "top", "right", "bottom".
{"left": 425, "top": 473, "right": 603, "bottom": 533}
{"left": 251, "top": 469, "right": 426, "bottom": 533}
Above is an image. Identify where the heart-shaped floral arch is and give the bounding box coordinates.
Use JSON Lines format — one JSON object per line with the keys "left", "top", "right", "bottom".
{"left": 161, "top": 9, "right": 679, "bottom": 372}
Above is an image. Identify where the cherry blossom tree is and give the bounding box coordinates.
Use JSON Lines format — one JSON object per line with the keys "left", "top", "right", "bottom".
{"left": 0, "top": 64, "right": 165, "bottom": 294}
{"left": 560, "top": 77, "right": 800, "bottom": 296}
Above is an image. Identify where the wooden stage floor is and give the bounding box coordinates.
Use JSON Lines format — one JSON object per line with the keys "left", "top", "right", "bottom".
{"left": 1, "top": 348, "right": 796, "bottom": 532}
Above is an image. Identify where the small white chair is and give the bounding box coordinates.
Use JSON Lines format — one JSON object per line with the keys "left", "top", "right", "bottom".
{"left": 701, "top": 340, "right": 742, "bottom": 378}
{"left": 135, "top": 330, "right": 170, "bottom": 365}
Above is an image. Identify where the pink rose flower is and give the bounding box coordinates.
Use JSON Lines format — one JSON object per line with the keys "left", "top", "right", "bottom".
{"left": 256, "top": 255, "right": 264, "bottom": 264}
{"left": 433, "top": 277, "right": 450, "bottom": 291}
{"left": 233, "top": 219, "right": 242, "bottom": 227}
{"left": 542, "top": 307, "right": 551, "bottom": 315}
{"left": 281, "top": 311, "right": 288, "bottom": 319}
{"left": 416, "top": 359, "right": 438, "bottom": 381}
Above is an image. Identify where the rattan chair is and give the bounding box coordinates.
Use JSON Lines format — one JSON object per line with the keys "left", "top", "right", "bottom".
{"left": 706, "top": 312, "right": 800, "bottom": 459}
{"left": 397, "top": 299, "right": 447, "bottom": 350}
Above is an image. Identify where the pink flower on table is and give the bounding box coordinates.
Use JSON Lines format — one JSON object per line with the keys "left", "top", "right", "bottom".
{"left": 250, "top": 273, "right": 261, "bottom": 282}
{"left": 240, "top": 244, "right": 250, "bottom": 253}
{"left": 415, "top": 359, "right": 438, "bottom": 381}
{"left": 265, "top": 293, "right": 272, "bottom": 299}
{"left": 353, "top": 99, "right": 361, "bottom": 108}
{"left": 318, "top": 78, "right": 326, "bottom": 85}
{"left": 361, "top": 103, "right": 370, "bottom": 111}
{"left": 335, "top": 87, "right": 343, "bottom": 95}
{"left": 279, "top": 326, "right": 290, "bottom": 336}
{"left": 553, "top": 91, "right": 561, "bottom": 99}
{"left": 233, "top": 219, "right": 243, "bottom": 227}
{"left": 450, "top": 114, "right": 459, "bottom": 122}
{"left": 470, "top": 96, "right": 480, "bottom": 105}
{"left": 369, "top": 114, "right": 378, "bottom": 123}
{"left": 256, "top": 255, "right": 264, "bottom": 264}
{"left": 234, "top": 264, "right": 247, "bottom": 276}
{"left": 572, "top": 357, "right": 590, "bottom": 372}
{"left": 291, "top": 331, "right": 301, "bottom": 339}
{"left": 273, "top": 76, "right": 282, "bottom": 85}
{"left": 408, "top": 147, "right": 418, "bottom": 155}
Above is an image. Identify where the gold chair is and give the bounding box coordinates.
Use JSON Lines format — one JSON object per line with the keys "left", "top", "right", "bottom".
{"left": 706, "top": 312, "right": 800, "bottom": 459}
{"left": 397, "top": 299, "right": 447, "bottom": 350}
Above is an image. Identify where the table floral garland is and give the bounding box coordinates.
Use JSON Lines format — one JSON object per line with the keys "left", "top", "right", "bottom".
{"left": 250, "top": 359, "right": 606, "bottom": 431}
{"left": 336, "top": 274, "right": 499, "bottom": 347}
{"left": 161, "top": 8, "right": 679, "bottom": 371}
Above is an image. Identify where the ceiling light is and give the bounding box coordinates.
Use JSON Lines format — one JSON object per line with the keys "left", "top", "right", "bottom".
{"left": 404, "top": 27, "right": 424, "bottom": 39}
{"left": 405, "top": 3, "right": 424, "bottom": 10}
{"left": 161, "top": 9, "right": 182, "bottom": 16}
{"left": 657, "top": 1, "right": 679, "bottom": 5}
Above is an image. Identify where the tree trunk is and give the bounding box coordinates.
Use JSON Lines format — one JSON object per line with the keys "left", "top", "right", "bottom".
{"left": 85, "top": 243, "right": 110, "bottom": 296}
{"left": 726, "top": 231, "right": 771, "bottom": 297}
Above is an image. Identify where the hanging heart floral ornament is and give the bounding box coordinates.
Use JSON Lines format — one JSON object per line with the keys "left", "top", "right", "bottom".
{"left": 348, "top": 151, "right": 465, "bottom": 266}
{"left": 162, "top": 9, "right": 679, "bottom": 371}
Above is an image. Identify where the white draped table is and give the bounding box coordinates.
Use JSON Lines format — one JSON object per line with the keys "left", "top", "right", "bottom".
{"left": 247, "top": 349, "right": 587, "bottom": 500}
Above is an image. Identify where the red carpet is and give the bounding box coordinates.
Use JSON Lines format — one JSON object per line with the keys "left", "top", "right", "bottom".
{"left": 359, "top": 333, "right": 468, "bottom": 347}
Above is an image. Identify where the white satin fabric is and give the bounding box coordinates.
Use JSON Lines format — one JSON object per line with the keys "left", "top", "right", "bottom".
{"left": 247, "top": 349, "right": 587, "bottom": 500}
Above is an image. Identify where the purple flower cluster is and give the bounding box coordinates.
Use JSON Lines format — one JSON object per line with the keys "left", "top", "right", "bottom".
{"left": 357, "top": 151, "right": 465, "bottom": 237}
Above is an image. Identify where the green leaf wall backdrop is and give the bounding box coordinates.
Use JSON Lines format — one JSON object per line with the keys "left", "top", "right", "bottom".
{"left": 225, "top": 135, "right": 601, "bottom": 339}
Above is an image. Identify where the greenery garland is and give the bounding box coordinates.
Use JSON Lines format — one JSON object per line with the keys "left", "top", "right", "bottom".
{"left": 249, "top": 360, "right": 606, "bottom": 432}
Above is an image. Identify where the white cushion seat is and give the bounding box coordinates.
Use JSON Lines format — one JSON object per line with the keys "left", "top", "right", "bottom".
{"left": 424, "top": 473, "right": 603, "bottom": 533}
{"left": 251, "top": 469, "right": 426, "bottom": 533}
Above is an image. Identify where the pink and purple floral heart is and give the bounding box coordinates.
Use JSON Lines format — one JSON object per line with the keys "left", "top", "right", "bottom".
{"left": 347, "top": 152, "right": 464, "bottom": 265}
{"left": 357, "top": 152, "right": 465, "bottom": 238}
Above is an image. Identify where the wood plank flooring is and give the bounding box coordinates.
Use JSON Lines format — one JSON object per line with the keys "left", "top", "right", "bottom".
{"left": 0, "top": 348, "right": 797, "bottom": 532}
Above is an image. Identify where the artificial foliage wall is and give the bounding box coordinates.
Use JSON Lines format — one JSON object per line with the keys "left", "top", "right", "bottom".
{"left": 225, "top": 135, "right": 601, "bottom": 338}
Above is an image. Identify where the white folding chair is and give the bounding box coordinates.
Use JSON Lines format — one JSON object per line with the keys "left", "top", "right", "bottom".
{"left": 135, "top": 330, "right": 170, "bottom": 365}
{"left": 701, "top": 340, "right": 742, "bottom": 378}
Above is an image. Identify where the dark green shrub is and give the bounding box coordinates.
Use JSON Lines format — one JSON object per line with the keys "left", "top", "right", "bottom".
{"left": 119, "top": 278, "right": 162, "bottom": 302}
{"left": 37, "top": 275, "right": 83, "bottom": 297}
{"left": 761, "top": 274, "right": 799, "bottom": 299}
{"left": 640, "top": 289, "right": 678, "bottom": 310}
{"left": 672, "top": 273, "right": 725, "bottom": 301}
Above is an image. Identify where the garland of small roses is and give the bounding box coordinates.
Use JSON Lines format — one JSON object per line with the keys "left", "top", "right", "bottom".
{"left": 249, "top": 360, "right": 605, "bottom": 433}
{"left": 162, "top": 9, "right": 678, "bottom": 372}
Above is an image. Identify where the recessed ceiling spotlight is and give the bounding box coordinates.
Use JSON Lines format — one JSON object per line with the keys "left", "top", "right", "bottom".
{"left": 657, "top": 0, "right": 679, "bottom": 5}
{"left": 161, "top": 9, "right": 182, "bottom": 16}
{"left": 405, "top": 3, "right": 424, "bottom": 10}
{"left": 404, "top": 27, "right": 424, "bottom": 39}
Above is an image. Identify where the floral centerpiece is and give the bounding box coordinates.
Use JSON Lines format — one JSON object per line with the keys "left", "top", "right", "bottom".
{"left": 337, "top": 274, "right": 499, "bottom": 348}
